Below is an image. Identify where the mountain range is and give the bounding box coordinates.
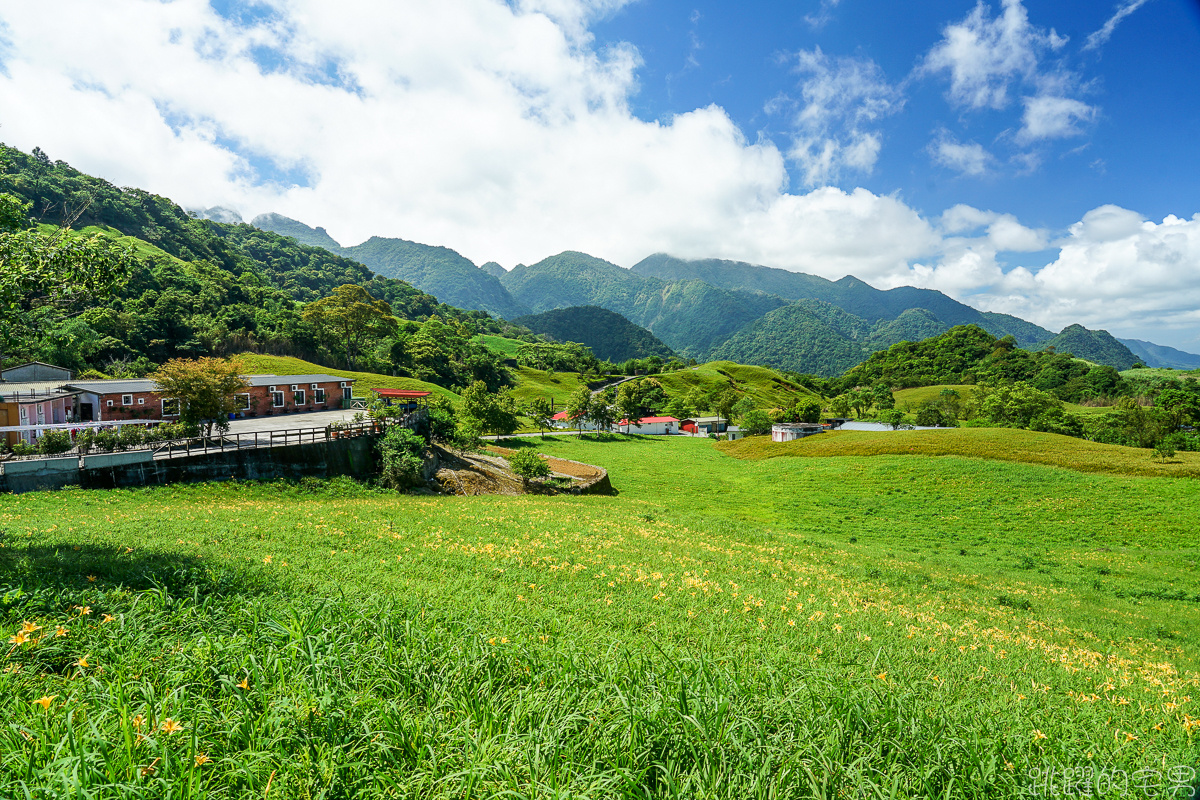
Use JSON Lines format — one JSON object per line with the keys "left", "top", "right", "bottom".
{"left": 249, "top": 213, "right": 1195, "bottom": 375}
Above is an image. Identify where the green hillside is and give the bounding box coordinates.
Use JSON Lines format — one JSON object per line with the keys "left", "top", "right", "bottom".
{"left": 655, "top": 360, "right": 821, "bottom": 409}
{"left": 339, "top": 236, "right": 529, "bottom": 320}
{"left": 500, "top": 252, "right": 786, "bottom": 357}
{"left": 513, "top": 306, "right": 675, "bottom": 363}
{"left": 250, "top": 212, "right": 342, "bottom": 250}
{"left": 709, "top": 300, "right": 870, "bottom": 376}
{"left": 1032, "top": 324, "right": 1140, "bottom": 370}
{"left": 475, "top": 334, "right": 523, "bottom": 358}
{"left": 507, "top": 366, "right": 589, "bottom": 405}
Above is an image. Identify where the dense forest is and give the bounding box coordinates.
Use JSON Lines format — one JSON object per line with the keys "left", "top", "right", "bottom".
{"left": 0, "top": 144, "right": 537, "bottom": 383}
{"left": 513, "top": 306, "right": 676, "bottom": 363}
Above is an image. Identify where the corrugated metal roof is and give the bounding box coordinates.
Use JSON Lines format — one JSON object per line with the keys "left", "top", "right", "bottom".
{"left": 67, "top": 379, "right": 157, "bottom": 394}
{"left": 244, "top": 374, "right": 354, "bottom": 387}
{"left": 0, "top": 381, "right": 77, "bottom": 397}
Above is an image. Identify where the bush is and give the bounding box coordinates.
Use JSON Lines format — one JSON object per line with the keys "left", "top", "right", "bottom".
{"left": 1029, "top": 407, "right": 1084, "bottom": 438}
{"left": 35, "top": 429, "right": 73, "bottom": 455}
{"left": 741, "top": 409, "right": 773, "bottom": 436}
{"left": 914, "top": 405, "right": 952, "bottom": 428}
{"left": 10, "top": 441, "right": 35, "bottom": 456}
{"left": 508, "top": 448, "right": 551, "bottom": 484}
{"left": 881, "top": 409, "right": 908, "bottom": 430}
{"left": 378, "top": 427, "right": 426, "bottom": 490}
{"left": 117, "top": 425, "right": 147, "bottom": 450}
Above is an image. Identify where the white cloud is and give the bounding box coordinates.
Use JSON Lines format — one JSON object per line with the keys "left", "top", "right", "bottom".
{"left": 0, "top": 1, "right": 1196, "bottom": 351}
{"left": 804, "top": 0, "right": 842, "bottom": 30}
{"left": 775, "top": 48, "right": 902, "bottom": 185}
{"left": 930, "top": 132, "right": 994, "bottom": 176}
{"left": 1018, "top": 95, "right": 1096, "bottom": 142}
{"left": 1084, "top": 0, "right": 1152, "bottom": 52}
{"left": 921, "top": 0, "right": 1061, "bottom": 110}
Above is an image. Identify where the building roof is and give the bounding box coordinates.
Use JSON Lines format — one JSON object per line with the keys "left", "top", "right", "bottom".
{"left": 244, "top": 374, "right": 353, "bottom": 387}
{"left": 372, "top": 388, "right": 431, "bottom": 398}
{"left": 66, "top": 379, "right": 157, "bottom": 394}
{"left": 618, "top": 416, "right": 679, "bottom": 425}
{"left": 1, "top": 361, "right": 73, "bottom": 378}
{"left": 0, "top": 382, "right": 81, "bottom": 403}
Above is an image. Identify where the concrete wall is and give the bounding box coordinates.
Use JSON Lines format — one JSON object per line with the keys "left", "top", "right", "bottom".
{"left": 0, "top": 456, "right": 81, "bottom": 493}
{"left": 78, "top": 436, "right": 377, "bottom": 490}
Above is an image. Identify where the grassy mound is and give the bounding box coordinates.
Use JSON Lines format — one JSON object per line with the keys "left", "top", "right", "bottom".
{"left": 475, "top": 334, "right": 523, "bottom": 358}
{"left": 656, "top": 360, "right": 820, "bottom": 408}
{"left": 717, "top": 427, "right": 1200, "bottom": 478}
{"left": 507, "top": 366, "right": 589, "bottom": 405}
{"left": 892, "top": 384, "right": 974, "bottom": 408}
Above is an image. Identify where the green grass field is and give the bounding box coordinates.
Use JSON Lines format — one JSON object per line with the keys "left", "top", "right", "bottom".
{"left": 657, "top": 361, "right": 819, "bottom": 409}
{"left": 507, "top": 366, "right": 589, "bottom": 405}
{"left": 475, "top": 334, "right": 524, "bottom": 359}
{"left": 892, "top": 384, "right": 974, "bottom": 409}
{"left": 3, "top": 432, "right": 1199, "bottom": 796}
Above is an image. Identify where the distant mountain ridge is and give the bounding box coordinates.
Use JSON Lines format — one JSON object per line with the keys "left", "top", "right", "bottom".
{"left": 248, "top": 213, "right": 1197, "bottom": 375}
{"left": 252, "top": 213, "right": 529, "bottom": 320}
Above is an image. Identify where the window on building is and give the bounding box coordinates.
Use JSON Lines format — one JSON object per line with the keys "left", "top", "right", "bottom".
{"left": 137, "top": 398, "right": 145, "bottom": 405}
{"left": 106, "top": 400, "right": 114, "bottom": 407}
{"left": 235, "top": 393, "right": 251, "bottom": 410}
{"left": 314, "top": 388, "right": 326, "bottom": 404}
{"left": 122, "top": 394, "right": 133, "bottom": 405}
{"left": 293, "top": 389, "right": 306, "bottom": 405}
{"left": 162, "top": 398, "right": 180, "bottom": 416}
{"left": 272, "top": 391, "right": 285, "bottom": 408}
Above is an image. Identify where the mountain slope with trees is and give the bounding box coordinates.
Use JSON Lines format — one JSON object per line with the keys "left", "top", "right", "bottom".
{"left": 512, "top": 306, "right": 676, "bottom": 363}
{"left": 1032, "top": 324, "right": 1140, "bottom": 370}
{"left": 1118, "top": 338, "right": 1200, "bottom": 370}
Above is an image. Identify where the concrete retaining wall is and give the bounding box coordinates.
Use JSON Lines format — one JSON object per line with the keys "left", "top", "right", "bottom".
{"left": 0, "top": 456, "right": 81, "bottom": 493}
{"left": 79, "top": 436, "right": 377, "bottom": 490}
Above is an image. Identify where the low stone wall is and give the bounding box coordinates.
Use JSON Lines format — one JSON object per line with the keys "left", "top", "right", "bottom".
{"left": 544, "top": 456, "right": 614, "bottom": 495}
{"left": 0, "top": 456, "right": 81, "bottom": 493}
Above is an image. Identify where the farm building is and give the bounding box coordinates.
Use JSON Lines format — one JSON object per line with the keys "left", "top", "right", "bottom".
{"left": 771, "top": 423, "right": 825, "bottom": 442}
{"left": 681, "top": 416, "right": 733, "bottom": 435}
{"left": 0, "top": 383, "right": 81, "bottom": 447}
{"left": 551, "top": 410, "right": 608, "bottom": 431}
{"left": 0, "top": 361, "right": 72, "bottom": 382}
{"left": 64, "top": 374, "right": 355, "bottom": 422}
{"left": 617, "top": 416, "right": 679, "bottom": 435}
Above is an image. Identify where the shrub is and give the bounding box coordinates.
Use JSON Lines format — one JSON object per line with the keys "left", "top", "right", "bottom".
{"left": 378, "top": 427, "right": 426, "bottom": 490}
{"left": 915, "top": 404, "right": 953, "bottom": 428}
{"left": 508, "top": 449, "right": 551, "bottom": 485}
{"left": 881, "top": 409, "right": 908, "bottom": 430}
{"left": 10, "top": 441, "right": 35, "bottom": 456}
{"left": 1029, "top": 407, "right": 1084, "bottom": 438}
{"left": 35, "top": 429, "right": 73, "bottom": 455}
{"left": 741, "top": 409, "right": 773, "bottom": 436}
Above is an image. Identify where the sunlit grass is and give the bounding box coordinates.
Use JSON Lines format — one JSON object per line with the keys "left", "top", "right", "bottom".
{"left": 716, "top": 427, "right": 1200, "bottom": 478}
{"left": 236, "top": 354, "right": 460, "bottom": 399}
{"left": 656, "top": 361, "right": 819, "bottom": 408}
{"left": 3, "top": 435, "right": 1200, "bottom": 796}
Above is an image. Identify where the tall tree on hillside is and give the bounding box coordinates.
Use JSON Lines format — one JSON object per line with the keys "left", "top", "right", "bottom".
{"left": 149, "top": 357, "right": 249, "bottom": 436}
{"left": 302, "top": 284, "right": 397, "bottom": 370}
{"left": 524, "top": 397, "right": 554, "bottom": 439}
{"left": 0, "top": 186, "right": 134, "bottom": 367}
{"left": 566, "top": 386, "right": 594, "bottom": 437}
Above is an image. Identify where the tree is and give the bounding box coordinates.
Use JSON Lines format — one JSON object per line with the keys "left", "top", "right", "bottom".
{"left": 872, "top": 384, "right": 895, "bottom": 411}
{"left": 0, "top": 191, "right": 135, "bottom": 366}
{"left": 458, "top": 381, "right": 519, "bottom": 444}
{"left": 378, "top": 427, "right": 426, "bottom": 489}
{"left": 731, "top": 395, "right": 756, "bottom": 422}
{"left": 881, "top": 409, "right": 907, "bottom": 430}
{"left": 712, "top": 389, "right": 740, "bottom": 431}
{"left": 301, "top": 284, "right": 397, "bottom": 370}
{"left": 148, "top": 357, "right": 249, "bottom": 436}
{"left": 587, "top": 400, "right": 617, "bottom": 435}
{"left": 830, "top": 395, "right": 851, "bottom": 418}
{"left": 524, "top": 397, "right": 554, "bottom": 439}
{"left": 1158, "top": 387, "right": 1200, "bottom": 430}
{"left": 508, "top": 448, "right": 551, "bottom": 487}
{"left": 741, "top": 409, "right": 772, "bottom": 435}
{"left": 566, "top": 385, "right": 594, "bottom": 437}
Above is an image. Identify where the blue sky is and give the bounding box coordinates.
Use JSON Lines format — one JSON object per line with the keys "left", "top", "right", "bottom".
{"left": 0, "top": 0, "right": 1198, "bottom": 349}
{"left": 593, "top": 0, "right": 1200, "bottom": 232}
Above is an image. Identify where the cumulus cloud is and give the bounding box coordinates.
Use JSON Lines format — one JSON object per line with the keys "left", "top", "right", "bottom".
{"left": 0, "top": 1, "right": 1196, "bottom": 350}
{"left": 929, "top": 132, "right": 995, "bottom": 176}
{"left": 774, "top": 48, "right": 903, "bottom": 186}
{"left": 921, "top": 0, "right": 1095, "bottom": 151}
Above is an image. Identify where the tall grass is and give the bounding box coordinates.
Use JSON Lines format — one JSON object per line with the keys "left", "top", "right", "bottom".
{"left": 4, "top": 435, "right": 1200, "bottom": 796}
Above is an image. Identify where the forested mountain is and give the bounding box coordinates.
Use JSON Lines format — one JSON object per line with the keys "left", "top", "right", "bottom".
{"left": 632, "top": 253, "right": 1053, "bottom": 346}
{"left": 251, "top": 213, "right": 528, "bottom": 319}
{"left": 1118, "top": 338, "right": 1200, "bottom": 370}
{"left": 0, "top": 144, "right": 502, "bottom": 378}
{"left": 250, "top": 212, "right": 342, "bottom": 251}
{"left": 836, "top": 325, "right": 1127, "bottom": 401}
{"left": 512, "top": 306, "right": 676, "bottom": 363}
{"left": 499, "top": 252, "right": 786, "bottom": 357}
{"left": 709, "top": 300, "right": 871, "bottom": 376}
{"left": 1032, "top": 324, "right": 1139, "bottom": 370}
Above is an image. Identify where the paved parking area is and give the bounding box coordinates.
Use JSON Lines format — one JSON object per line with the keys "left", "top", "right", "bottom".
{"left": 224, "top": 409, "right": 363, "bottom": 434}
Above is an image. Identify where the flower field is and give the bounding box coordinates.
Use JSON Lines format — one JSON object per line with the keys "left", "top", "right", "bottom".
{"left": 2, "top": 433, "right": 1199, "bottom": 797}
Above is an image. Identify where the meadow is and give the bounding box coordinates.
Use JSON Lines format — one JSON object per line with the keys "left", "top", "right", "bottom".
{"left": 2, "top": 432, "right": 1199, "bottom": 797}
